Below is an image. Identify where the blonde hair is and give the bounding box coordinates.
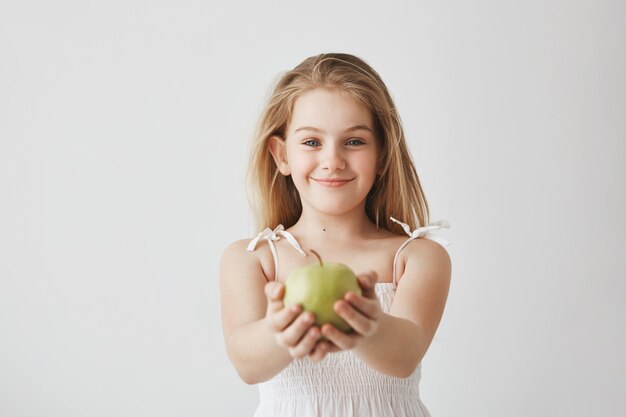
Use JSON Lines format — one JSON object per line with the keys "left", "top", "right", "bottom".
{"left": 247, "top": 53, "right": 430, "bottom": 235}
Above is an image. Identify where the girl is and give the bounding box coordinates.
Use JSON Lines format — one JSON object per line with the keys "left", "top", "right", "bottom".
{"left": 220, "top": 53, "right": 452, "bottom": 417}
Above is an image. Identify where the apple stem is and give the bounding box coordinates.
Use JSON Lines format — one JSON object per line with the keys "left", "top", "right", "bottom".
{"left": 310, "top": 249, "right": 323, "bottom": 267}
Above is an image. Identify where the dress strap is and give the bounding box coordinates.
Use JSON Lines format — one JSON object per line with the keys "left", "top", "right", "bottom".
{"left": 247, "top": 225, "right": 307, "bottom": 282}
{"left": 390, "top": 217, "right": 451, "bottom": 285}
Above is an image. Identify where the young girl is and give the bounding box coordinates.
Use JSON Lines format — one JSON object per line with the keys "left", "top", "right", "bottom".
{"left": 220, "top": 53, "right": 452, "bottom": 417}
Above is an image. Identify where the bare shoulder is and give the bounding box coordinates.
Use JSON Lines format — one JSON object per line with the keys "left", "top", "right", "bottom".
{"left": 220, "top": 239, "right": 253, "bottom": 280}
{"left": 402, "top": 238, "right": 452, "bottom": 276}
{"left": 383, "top": 230, "right": 451, "bottom": 284}
{"left": 220, "top": 238, "right": 258, "bottom": 268}
{"left": 220, "top": 237, "right": 275, "bottom": 280}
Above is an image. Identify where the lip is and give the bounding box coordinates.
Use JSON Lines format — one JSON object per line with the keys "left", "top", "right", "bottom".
{"left": 313, "top": 178, "right": 354, "bottom": 188}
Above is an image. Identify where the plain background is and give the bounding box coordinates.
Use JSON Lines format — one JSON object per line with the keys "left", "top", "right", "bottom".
{"left": 1, "top": 0, "right": 625, "bottom": 416}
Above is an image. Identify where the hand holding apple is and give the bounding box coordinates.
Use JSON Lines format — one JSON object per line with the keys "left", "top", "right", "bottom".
{"left": 283, "top": 250, "right": 363, "bottom": 333}
{"left": 263, "top": 280, "right": 329, "bottom": 362}
{"left": 317, "top": 271, "right": 383, "bottom": 353}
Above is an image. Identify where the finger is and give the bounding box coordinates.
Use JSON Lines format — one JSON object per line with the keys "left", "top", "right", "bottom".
{"left": 317, "top": 339, "right": 340, "bottom": 354}
{"left": 343, "top": 291, "right": 381, "bottom": 320}
{"left": 307, "top": 339, "right": 328, "bottom": 362}
{"left": 279, "top": 311, "right": 316, "bottom": 347}
{"left": 325, "top": 344, "right": 341, "bottom": 353}
{"left": 356, "top": 272, "right": 377, "bottom": 297}
{"left": 333, "top": 300, "right": 379, "bottom": 337}
{"left": 268, "top": 303, "right": 303, "bottom": 332}
{"left": 288, "top": 326, "right": 321, "bottom": 359}
{"left": 308, "top": 349, "right": 323, "bottom": 362}
{"left": 265, "top": 281, "right": 284, "bottom": 300}
{"left": 320, "top": 323, "right": 361, "bottom": 350}
{"left": 264, "top": 282, "right": 285, "bottom": 312}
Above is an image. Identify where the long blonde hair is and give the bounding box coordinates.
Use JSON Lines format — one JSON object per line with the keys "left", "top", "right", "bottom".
{"left": 247, "top": 53, "right": 430, "bottom": 235}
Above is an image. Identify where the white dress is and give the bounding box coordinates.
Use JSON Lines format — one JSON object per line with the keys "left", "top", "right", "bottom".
{"left": 246, "top": 217, "right": 451, "bottom": 417}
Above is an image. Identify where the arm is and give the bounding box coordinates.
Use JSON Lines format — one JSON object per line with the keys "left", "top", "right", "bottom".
{"left": 321, "top": 238, "right": 452, "bottom": 378}
{"left": 220, "top": 239, "right": 326, "bottom": 384}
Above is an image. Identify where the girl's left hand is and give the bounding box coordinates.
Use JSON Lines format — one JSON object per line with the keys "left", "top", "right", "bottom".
{"left": 315, "top": 271, "right": 382, "bottom": 353}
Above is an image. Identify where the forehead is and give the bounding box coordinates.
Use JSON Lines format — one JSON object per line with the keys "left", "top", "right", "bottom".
{"left": 287, "top": 88, "right": 373, "bottom": 135}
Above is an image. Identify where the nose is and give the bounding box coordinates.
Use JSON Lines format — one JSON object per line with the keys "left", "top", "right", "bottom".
{"left": 321, "top": 144, "right": 346, "bottom": 173}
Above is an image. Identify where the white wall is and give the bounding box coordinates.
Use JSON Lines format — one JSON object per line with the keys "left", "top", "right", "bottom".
{"left": 1, "top": 1, "right": 624, "bottom": 416}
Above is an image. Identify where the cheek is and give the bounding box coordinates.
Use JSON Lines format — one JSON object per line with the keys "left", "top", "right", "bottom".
{"left": 287, "top": 151, "right": 315, "bottom": 173}
{"left": 355, "top": 154, "right": 379, "bottom": 178}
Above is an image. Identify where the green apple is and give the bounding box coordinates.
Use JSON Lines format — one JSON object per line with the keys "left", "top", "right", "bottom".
{"left": 283, "top": 250, "right": 362, "bottom": 332}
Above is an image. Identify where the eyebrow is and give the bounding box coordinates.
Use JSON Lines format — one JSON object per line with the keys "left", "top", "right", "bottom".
{"left": 293, "top": 125, "right": 374, "bottom": 134}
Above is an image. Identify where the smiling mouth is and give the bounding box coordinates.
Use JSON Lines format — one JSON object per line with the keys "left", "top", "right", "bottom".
{"left": 312, "top": 178, "right": 354, "bottom": 188}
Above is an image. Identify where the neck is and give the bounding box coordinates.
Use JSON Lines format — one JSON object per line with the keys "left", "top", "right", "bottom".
{"left": 291, "top": 204, "right": 379, "bottom": 243}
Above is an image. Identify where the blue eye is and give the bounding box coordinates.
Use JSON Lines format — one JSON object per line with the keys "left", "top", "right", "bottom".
{"left": 303, "top": 139, "right": 320, "bottom": 147}
{"left": 346, "top": 138, "right": 365, "bottom": 146}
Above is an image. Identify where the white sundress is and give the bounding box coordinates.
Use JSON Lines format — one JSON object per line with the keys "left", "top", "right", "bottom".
{"left": 246, "top": 217, "right": 451, "bottom": 417}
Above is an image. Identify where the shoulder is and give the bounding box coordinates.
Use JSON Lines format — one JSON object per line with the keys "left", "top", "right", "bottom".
{"left": 220, "top": 237, "right": 273, "bottom": 283}
{"left": 405, "top": 238, "right": 451, "bottom": 271}
{"left": 396, "top": 237, "right": 452, "bottom": 285}
{"left": 220, "top": 238, "right": 255, "bottom": 265}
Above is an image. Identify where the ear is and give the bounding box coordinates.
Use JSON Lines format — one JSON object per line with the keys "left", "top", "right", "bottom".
{"left": 268, "top": 135, "right": 291, "bottom": 176}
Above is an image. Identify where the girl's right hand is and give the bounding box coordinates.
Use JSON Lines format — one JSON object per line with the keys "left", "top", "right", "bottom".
{"left": 263, "top": 281, "right": 328, "bottom": 362}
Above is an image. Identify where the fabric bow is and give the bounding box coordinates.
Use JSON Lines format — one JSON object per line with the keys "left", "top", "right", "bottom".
{"left": 388, "top": 216, "right": 451, "bottom": 284}
{"left": 247, "top": 224, "right": 306, "bottom": 282}
{"left": 390, "top": 217, "right": 451, "bottom": 247}
{"left": 247, "top": 224, "right": 306, "bottom": 255}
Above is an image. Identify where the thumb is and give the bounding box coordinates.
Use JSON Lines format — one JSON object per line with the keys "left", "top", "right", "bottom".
{"left": 357, "top": 271, "right": 377, "bottom": 297}
{"left": 264, "top": 281, "right": 284, "bottom": 301}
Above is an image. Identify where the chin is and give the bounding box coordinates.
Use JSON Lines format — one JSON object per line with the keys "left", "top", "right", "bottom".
{"left": 307, "top": 200, "right": 365, "bottom": 216}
